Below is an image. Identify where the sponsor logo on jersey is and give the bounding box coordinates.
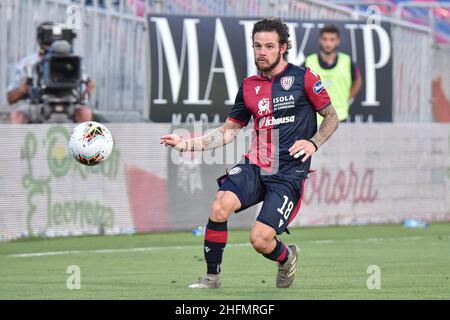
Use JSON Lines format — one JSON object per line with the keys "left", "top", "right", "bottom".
{"left": 258, "top": 115, "right": 296, "bottom": 127}
{"left": 255, "top": 85, "right": 261, "bottom": 94}
{"left": 313, "top": 80, "right": 324, "bottom": 94}
{"left": 257, "top": 98, "right": 271, "bottom": 115}
{"left": 280, "top": 76, "right": 295, "bottom": 90}
{"left": 228, "top": 167, "right": 242, "bottom": 175}
{"left": 273, "top": 94, "right": 294, "bottom": 104}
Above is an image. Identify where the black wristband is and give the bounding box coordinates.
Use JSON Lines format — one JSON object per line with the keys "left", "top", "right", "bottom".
{"left": 307, "top": 139, "right": 318, "bottom": 151}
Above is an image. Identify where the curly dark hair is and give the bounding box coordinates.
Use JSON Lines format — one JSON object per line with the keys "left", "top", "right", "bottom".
{"left": 251, "top": 17, "right": 292, "bottom": 60}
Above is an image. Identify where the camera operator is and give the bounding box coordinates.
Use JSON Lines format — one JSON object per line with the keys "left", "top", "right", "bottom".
{"left": 7, "top": 21, "right": 95, "bottom": 124}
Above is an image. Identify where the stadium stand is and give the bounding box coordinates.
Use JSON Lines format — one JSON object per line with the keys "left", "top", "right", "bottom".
{"left": 0, "top": 0, "right": 448, "bottom": 122}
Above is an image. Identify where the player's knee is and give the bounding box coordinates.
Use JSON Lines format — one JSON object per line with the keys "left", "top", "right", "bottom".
{"left": 249, "top": 232, "right": 273, "bottom": 254}
{"left": 210, "top": 200, "right": 229, "bottom": 222}
{"left": 10, "top": 111, "right": 28, "bottom": 124}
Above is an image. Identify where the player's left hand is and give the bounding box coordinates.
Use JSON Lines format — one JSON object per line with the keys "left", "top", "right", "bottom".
{"left": 289, "top": 140, "right": 316, "bottom": 162}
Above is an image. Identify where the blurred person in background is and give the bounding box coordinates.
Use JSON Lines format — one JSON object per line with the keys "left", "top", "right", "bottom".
{"left": 305, "top": 24, "right": 362, "bottom": 123}
{"left": 7, "top": 21, "right": 95, "bottom": 124}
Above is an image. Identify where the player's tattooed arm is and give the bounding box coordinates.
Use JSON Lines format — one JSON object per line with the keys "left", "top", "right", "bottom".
{"left": 160, "top": 119, "right": 243, "bottom": 152}
{"left": 310, "top": 104, "right": 339, "bottom": 148}
{"left": 194, "top": 127, "right": 225, "bottom": 151}
{"left": 289, "top": 104, "right": 339, "bottom": 163}
{"left": 187, "top": 119, "right": 242, "bottom": 151}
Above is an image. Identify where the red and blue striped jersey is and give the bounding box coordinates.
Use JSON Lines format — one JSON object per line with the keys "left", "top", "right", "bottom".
{"left": 227, "top": 63, "right": 331, "bottom": 179}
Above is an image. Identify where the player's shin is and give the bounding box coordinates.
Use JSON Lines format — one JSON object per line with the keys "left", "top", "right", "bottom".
{"left": 263, "top": 237, "right": 290, "bottom": 264}
{"left": 204, "top": 219, "right": 228, "bottom": 275}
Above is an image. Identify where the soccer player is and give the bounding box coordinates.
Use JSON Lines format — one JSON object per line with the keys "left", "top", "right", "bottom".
{"left": 160, "top": 17, "right": 339, "bottom": 289}
{"left": 305, "top": 24, "right": 362, "bottom": 123}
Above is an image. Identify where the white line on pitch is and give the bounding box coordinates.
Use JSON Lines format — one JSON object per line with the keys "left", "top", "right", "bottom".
{"left": 7, "top": 235, "right": 426, "bottom": 258}
{"left": 8, "top": 243, "right": 251, "bottom": 258}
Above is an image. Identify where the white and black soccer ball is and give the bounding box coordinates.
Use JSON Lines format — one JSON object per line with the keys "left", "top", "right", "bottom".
{"left": 69, "top": 121, "right": 114, "bottom": 166}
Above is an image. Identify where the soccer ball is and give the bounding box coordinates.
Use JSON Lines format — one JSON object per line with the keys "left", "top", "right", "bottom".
{"left": 69, "top": 121, "right": 114, "bottom": 166}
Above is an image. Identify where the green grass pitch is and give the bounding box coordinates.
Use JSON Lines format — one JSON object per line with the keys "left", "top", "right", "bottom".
{"left": 0, "top": 223, "right": 449, "bottom": 299}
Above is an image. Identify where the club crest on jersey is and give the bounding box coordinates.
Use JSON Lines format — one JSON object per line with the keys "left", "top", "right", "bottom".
{"left": 257, "top": 98, "right": 271, "bottom": 115}
{"left": 313, "top": 80, "right": 324, "bottom": 94}
{"left": 280, "top": 76, "right": 294, "bottom": 91}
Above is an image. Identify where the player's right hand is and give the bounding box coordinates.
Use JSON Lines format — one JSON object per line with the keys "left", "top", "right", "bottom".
{"left": 160, "top": 134, "right": 186, "bottom": 152}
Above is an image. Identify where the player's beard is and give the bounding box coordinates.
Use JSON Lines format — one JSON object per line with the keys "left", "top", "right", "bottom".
{"left": 255, "top": 50, "right": 282, "bottom": 73}
{"left": 319, "top": 44, "right": 337, "bottom": 55}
